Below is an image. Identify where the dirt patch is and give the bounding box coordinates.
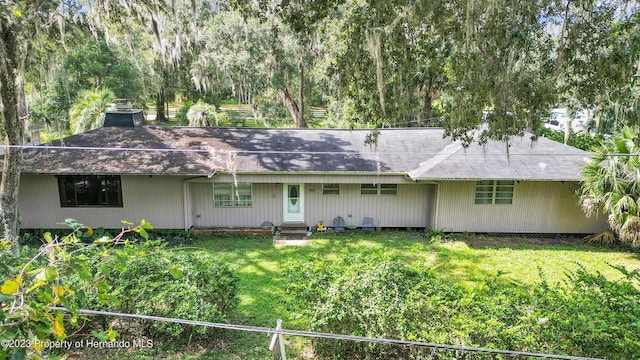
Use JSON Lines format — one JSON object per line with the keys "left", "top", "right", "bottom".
{"left": 455, "top": 234, "right": 585, "bottom": 248}
{"left": 193, "top": 226, "right": 274, "bottom": 237}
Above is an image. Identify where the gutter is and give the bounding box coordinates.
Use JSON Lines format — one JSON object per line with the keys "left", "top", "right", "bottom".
{"left": 403, "top": 174, "right": 439, "bottom": 184}
{"left": 408, "top": 177, "right": 582, "bottom": 182}
{"left": 214, "top": 171, "right": 410, "bottom": 176}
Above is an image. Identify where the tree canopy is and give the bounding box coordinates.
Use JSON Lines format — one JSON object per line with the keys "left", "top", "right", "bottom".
{"left": 1, "top": 0, "right": 639, "bottom": 250}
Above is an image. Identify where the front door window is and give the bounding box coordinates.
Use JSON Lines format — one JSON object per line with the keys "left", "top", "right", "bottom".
{"left": 288, "top": 185, "right": 300, "bottom": 213}
{"left": 283, "top": 183, "right": 304, "bottom": 223}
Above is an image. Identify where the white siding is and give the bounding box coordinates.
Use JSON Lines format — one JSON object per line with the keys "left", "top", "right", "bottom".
{"left": 190, "top": 182, "right": 434, "bottom": 228}
{"left": 191, "top": 183, "right": 282, "bottom": 227}
{"left": 435, "top": 181, "right": 607, "bottom": 233}
{"left": 305, "top": 184, "right": 432, "bottom": 228}
{"left": 19, "top": 175, "right": 186, "bottom": 229}
{"left": 21, "top": 175, "right": 602, "bottom": 233}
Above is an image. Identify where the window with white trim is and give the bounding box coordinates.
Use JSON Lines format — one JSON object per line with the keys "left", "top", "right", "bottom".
{"left": 213, "top": 183, "right": 252, "bottom": 207}
{"left": 360, "top": 184, "right": 398, "bottom": 195}
{"left": 322, "top": 183, "right": 340, "bottom": 195}
{"left": 474, "top": 180, "right": 514, "bottom": 204}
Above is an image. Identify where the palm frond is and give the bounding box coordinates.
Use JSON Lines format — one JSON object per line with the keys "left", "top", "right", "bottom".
{"left": 580, "top": 127, "right": 640, "bottom": 246}
{"left": 584, "top": 230, "right": 616, "bottom": 245}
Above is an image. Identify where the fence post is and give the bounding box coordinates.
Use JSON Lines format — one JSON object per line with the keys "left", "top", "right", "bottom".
{"left": 269, "top": 319, "right": 287, "bottom": 360}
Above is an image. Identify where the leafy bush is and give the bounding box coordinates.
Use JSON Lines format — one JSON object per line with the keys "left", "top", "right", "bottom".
{"left": 181, "top": 100, "right": 233, "bottom": 127}
{"left": 186, "top": 100, "right": 217, "bottom": 126}
{"left": 1, "top": 219, "right": 155, "bottom": 359}
{"left": 107, "top": 250, "right": 239, "bottom": 342}
{"left": 175, "top": 101, "right": 194, "bottom": 125}
{"left": 286, "top": 255, "right": 466, "bottom": 359}
{"left": 425, "top": 227, "right": 451, "bottom": 244}
{"left": 538, "top": 127, "right": 604, "bottom": 151}
{"left": 22, "top": 227, "right": 193, "bottom": 247}
{"left": 286, "top": 255, "right": 640, "bottom": 359}
{"left": 2, "top": 220, "right": 237, "bottom": 359}
{"left": 255, "top": 90, "right": 290, "bottom": 122}
{"left": 531, "top": 265, "right": 640, "bottom": 358}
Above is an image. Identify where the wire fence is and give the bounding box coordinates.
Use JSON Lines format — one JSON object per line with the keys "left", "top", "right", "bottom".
{"left": 50, "top": 307, "right": 604, "bottom": 360}
{"left": 1, "top": 143, "right": 620, "bottom": 157}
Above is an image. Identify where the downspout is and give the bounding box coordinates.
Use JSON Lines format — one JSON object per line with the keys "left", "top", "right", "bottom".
{"left": 434, "top": 182, "right": 440, "bottom": 230}
{"left": 183, "top": 181, "right": 190, "bottom": 231}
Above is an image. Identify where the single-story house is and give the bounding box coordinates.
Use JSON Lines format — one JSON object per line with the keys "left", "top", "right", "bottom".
{"left": 18, "top": 124, "right": 606, "bottom": 234}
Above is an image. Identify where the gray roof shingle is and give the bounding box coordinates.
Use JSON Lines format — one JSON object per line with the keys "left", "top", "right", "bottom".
{"left": 408, "top": 134, "right": 591, "bottom": 181}
{"left": 20, "top": 126, "right": 590, "bottom": 180}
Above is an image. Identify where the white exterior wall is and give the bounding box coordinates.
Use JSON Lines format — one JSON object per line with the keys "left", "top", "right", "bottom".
{"left": 21, "top": 175, "right": 602, "bottom": 234}
{"left": 304, "top": 183, "right": 433, "bottom": 228}
{"left": 19, "top": 175, "right": 186, "bottom": 229}
{"left": 435, "top": 181, "right": 607, "bottom": 233}
{"left": 189, "top": 182, "right": 435, "bottom": 228}
{"left": 191, "top": 183, "right": 283, "bottom": 227}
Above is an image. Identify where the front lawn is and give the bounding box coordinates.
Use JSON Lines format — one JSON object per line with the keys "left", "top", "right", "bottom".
{"left": 101, "top": 232, "right": 640, "bottom": 359}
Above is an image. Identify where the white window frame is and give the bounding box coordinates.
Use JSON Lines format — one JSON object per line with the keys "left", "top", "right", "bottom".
{"left": 474, "top": 180, "right": 514, "bottom": 205}
{"left": 213, "top": 183, "right": 253, "bottom": 207}
{"left": 322, "top": 183, "right": 340, "bottom": 195}
{"left": 360, "top": 184, "right": 398, "bottom": 195}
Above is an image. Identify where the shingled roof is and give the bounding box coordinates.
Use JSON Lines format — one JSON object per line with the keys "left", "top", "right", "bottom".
{"left": 408, "top": 134, "right": 591, "bottom": 181}
{"left": 20, "top": 126, "right": 591, "bottom": 180}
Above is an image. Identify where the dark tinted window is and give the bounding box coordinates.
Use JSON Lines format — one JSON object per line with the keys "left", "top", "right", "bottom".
{"left": 58, "top": 175, "right": 123, "bottom": 207}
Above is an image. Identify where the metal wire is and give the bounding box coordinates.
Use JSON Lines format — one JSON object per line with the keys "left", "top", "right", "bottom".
{"left": 50, "top": 307, "right": 604, "bottom": 360}
{"left": 0, "top": 143, "right": 614, "bottom": 157}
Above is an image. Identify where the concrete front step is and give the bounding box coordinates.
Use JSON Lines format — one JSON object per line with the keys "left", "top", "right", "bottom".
{"left": 273, "top": 236, "right": 311, "bottom": 246}
{"left": 279, "top": 223, "right": 309, "bottom": 235}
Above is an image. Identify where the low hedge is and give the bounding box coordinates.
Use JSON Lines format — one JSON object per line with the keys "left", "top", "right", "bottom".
{"left": 286, "top": 255, "right": 640, "bottom": 359}
{"left": 107, "top": 250, "right": 239, "bottom": 342}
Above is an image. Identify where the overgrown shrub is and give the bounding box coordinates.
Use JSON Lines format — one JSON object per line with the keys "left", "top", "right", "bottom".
{"left": 107, "top": 251, "right": 239, "bottom": 342}
{"left": 181, "top": 100, "right": 233, "bottom": 127}
{"left": 286, "top": 255, "right": 467, "bottom": 359}
{"left": 531, "top": 265, "right": 640, "bottom": 358}
{"left": 22, "top": 228, "right": 193, "bottom": 247}
{"left": 538, "top": 126, "right": 604, "bottom": 151}
{"left": 255, "top": 90, "right": 290, "bottom": 121}
{"left": 1, "top": 219, "right": 155, "bottom": 359}
{"left": 175, "top": 101, "right": 194, "bottom": 125}
{"left": 286, "top": 255, "right": 640, "bottom": 360}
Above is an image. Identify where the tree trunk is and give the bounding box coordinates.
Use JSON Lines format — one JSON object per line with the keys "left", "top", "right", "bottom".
{"left": 279, "top": 88, "right": 307, "bottom": 128}
{"left": 156, "top": 88, "right": 167, "bottom": 122}
{"left": 595, "top": 109, "right": 602, "bottom": 134}
{"left": 0, "top": 23, "right": 25, "bottom": 256}
{"left": 423, "top": 88, "right": 433, "bottom": 127}
{"left": 564, "top": 116, "right": 571, "bottom": 144}
{"left": 299, "top": 60, "right": 304, "bottom": 126}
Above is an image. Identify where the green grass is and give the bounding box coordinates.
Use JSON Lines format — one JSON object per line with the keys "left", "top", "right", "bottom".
{"left": 98, "top": 232, "right": 640, "bottom": 359}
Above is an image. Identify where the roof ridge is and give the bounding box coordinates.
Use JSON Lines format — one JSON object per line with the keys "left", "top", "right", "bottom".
{"left": 407, "top": 141, "right": 464, "bottom": 180}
